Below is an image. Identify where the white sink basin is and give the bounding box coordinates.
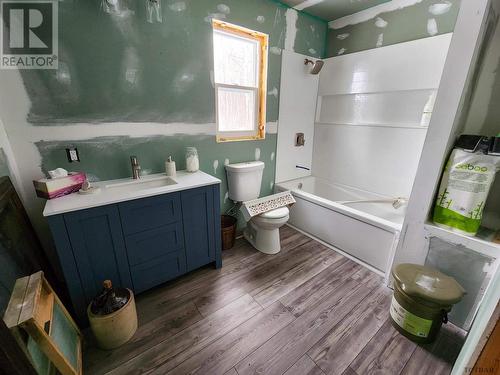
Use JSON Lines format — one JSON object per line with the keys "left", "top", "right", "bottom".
{"left": 105, "top": 176, "right": 177, "bottom": 192}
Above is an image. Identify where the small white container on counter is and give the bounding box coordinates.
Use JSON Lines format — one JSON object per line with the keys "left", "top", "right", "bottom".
{"left": 165, "top": 156, "right": 176, "bottom": 177}
{"left": 185, "top": 147, "right": 199, "bottom": 173}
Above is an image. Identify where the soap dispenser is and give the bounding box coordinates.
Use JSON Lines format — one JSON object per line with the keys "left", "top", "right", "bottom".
{"left": 165, "top": 156, "right": 176, "bottom": 177}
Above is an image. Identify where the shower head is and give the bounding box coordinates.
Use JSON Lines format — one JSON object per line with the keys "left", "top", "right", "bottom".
{"left": 304, "top": 59, "right": 324, "bottom": 75}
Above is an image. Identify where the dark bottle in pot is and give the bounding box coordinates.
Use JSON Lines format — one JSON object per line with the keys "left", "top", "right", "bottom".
{"left": 90, "top": 280, "right": 129, "bottom": 315}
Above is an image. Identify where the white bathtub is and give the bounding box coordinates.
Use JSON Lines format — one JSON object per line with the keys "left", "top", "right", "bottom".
{"left": 275, "top": 176, "right": 405, "bottom": 274}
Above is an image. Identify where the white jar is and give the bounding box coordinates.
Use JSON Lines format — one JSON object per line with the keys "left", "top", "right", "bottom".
{"left": 185, "top": 147, "right": 199, "bottom": 172}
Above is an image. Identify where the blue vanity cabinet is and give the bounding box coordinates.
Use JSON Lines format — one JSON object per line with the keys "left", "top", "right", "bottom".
{"left": 47, "top": 183, "right": 221, "bottom": 324}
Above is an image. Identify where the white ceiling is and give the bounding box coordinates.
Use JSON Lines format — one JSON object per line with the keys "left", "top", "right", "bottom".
{"left": 280, "top": 0, "right": 392, "bottom": 21}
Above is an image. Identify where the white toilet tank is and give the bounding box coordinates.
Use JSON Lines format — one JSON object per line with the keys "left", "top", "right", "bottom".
{"left": 225, "top": 161, "right": 264, "bottom": 202}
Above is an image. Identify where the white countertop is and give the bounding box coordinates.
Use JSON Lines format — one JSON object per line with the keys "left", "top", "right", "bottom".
{"left": 43, "top": 170, "right": 221, "bottom": 217}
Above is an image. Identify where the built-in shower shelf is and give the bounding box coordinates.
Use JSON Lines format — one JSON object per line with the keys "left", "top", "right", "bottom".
{"left": 424, "top": 223, "right": 500, "bottom": 259}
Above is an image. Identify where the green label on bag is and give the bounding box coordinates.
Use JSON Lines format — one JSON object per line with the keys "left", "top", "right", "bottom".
{"left": 433, "top": 205, "right": 481, "bottom": 234}
{"left": 390, "top": 296, "right": 433, "bottom": 338}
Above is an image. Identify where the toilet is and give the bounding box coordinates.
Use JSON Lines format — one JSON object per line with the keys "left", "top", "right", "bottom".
{"left": 225, "top": 161, "right": 289, "bottom": 254}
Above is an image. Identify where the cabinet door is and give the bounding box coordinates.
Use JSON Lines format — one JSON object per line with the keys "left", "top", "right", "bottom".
{"left": 63, "top": 205, "right": 132, "bottom": 305}
{"left": 181, "top": 186, "right": 217, "bottom": 271}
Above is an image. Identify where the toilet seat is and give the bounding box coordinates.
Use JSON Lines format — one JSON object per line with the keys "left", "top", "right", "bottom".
{"left": 258, "top": 206, "right": 289, "bottom": 219}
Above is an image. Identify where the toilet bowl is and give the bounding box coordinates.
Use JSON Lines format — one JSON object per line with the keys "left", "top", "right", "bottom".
{"left": 243, "top": 206, "right": 289, "bottom": 254}
{"left": 225, "top": 161, "right": 290, "bottom": 255}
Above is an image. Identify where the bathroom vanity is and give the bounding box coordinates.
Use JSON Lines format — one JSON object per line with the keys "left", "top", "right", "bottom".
{"left": 44, "top": 171, "right": 221, "bottom": 323}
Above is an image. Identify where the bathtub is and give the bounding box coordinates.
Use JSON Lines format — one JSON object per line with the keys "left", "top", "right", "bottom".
{"left": 275, "top": 176, "right": 406, "bottom": 274}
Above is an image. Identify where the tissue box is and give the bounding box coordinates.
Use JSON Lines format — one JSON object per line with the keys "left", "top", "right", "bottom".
{"left": 33, "top": 172, "right": 86, "bottom": 199}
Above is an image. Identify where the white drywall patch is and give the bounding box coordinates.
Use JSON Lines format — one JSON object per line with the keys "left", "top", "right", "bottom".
{"left": 217, "top": 4, "right": 230, "bottom": 14}
{"left": 295, "top": 0, "right": 325, "bottom": 11}
{"left": 375, "top": 17, "right": 388, "bottom": 28}
{"left": 256, "top": 15, "right": 265, "bottom": 23}
{"left": 8, "top": 122, "right": 278, "bottom": 143}
{"left": 337, "top": 33, "right": 350, "bottom": 40}
{"left": 56, "top": 62, "right": 71, "bottom": 84}
{"left": 273, "top": 8, "right": 281, "bottom": 28}
{"left": 125, "top": 69, "right": 138, "bottom": 85}
{"left": 267, "top": 122, "right": 278, "bottom": 134}
{"left": 270, "top": 46, "right": 282, "bottom": 55}
{"left": 284, "top": 8, "right": 298, "bottom": 52}
{"left": 308, "top": 48, "right": 317, "bottom": 55}
{"left": 168, "top": 1, "right": 186, "bottom": 12}
{"left": 254, "top": 148, "right": 261, "bottom": 161}
{"left": 337, "top": 48, "right": 346, "bottom": 55}
{"left": 429, "top": 1, "right": 452, "bottom": 15}
{"left": 271, "top": 151, "right": 275, "bottom": 161}
{"left": 376, "top": 33, "right": 384, "bottom": 47}
{"left": 204, "top": 12, "right": 226, "bottom": 23}
{"left": 427, "top": 18, "right": 438, "bottom": 36}
{"left": 268, "top": 87, "right": 279, "bottom": 98}
{"left": 122, "top": 47, "right": 141, "bottom": 89}
{"left": 173, "top": 71, "right": 195, "bottom": 93}
{"left": 329, "top": 0, "right": 423, "bottom": 29}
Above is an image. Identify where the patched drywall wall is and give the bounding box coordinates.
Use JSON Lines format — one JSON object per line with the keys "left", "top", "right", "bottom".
{"left": 22, "top": 0, "right": 325, "bottom": 125}
{"left": 0, "top": 118, "right": 21, "bottom": 186}
{"left": 0, "top": 0, "right": 327, "bottom": 256}
{"left": 327, "top": 0, "right": 460, "bottom": 57}
{"left": 0, "top": 149, "right": 10, "bottom": 178}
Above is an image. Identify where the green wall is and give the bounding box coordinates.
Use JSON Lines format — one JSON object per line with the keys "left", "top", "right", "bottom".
{"left": 327, "top": 0, "right": 460, "bottom": 57}
{"left": 37, "top": 134, "right": 277, "bottom": 212}
{"left": 24, "top": 0, "right": 325, "bottom": 124}
{"left": 27, "top": 0, "right": 327, "bottom": 213}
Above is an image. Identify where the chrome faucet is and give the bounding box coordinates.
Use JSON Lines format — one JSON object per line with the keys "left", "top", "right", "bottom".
{"left": 130, "top": 156, "right": 141, "bottom": 179}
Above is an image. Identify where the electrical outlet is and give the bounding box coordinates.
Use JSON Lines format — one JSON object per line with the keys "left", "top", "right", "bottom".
{"left": 66, "top": 148, "right": 80, "bottom": 163}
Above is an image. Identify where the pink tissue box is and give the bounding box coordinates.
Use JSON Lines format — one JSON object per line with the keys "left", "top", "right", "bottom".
{"left": 33, "top": 172, "right": 86, "bottom": 199}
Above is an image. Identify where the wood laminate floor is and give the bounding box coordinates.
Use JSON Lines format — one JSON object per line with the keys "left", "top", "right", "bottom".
{"left": 84, "top": 226, "right": 465, "bottom": 375}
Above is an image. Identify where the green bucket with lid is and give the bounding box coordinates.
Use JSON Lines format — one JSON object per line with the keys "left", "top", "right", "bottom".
{"left": 390, "top": 263, "right": 465, "bottom": 344}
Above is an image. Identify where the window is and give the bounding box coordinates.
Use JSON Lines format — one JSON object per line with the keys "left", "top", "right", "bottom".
{"left": 212, "top": 20, "right": 268, "bottom": 142}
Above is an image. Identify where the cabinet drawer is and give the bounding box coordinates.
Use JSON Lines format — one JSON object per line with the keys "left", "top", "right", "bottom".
{"left": 119, "top": 193, "right": 181, "bottom": 235}
{"left": 130, "top": 252, "right": 186, "bottom": 293}
{"left": 125, "top": 222, "right": 184, "bottom": 266}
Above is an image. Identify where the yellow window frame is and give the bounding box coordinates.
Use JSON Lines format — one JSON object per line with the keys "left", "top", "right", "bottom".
{"left": 212, "top": 19, "right": 269, "bottom": 143}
